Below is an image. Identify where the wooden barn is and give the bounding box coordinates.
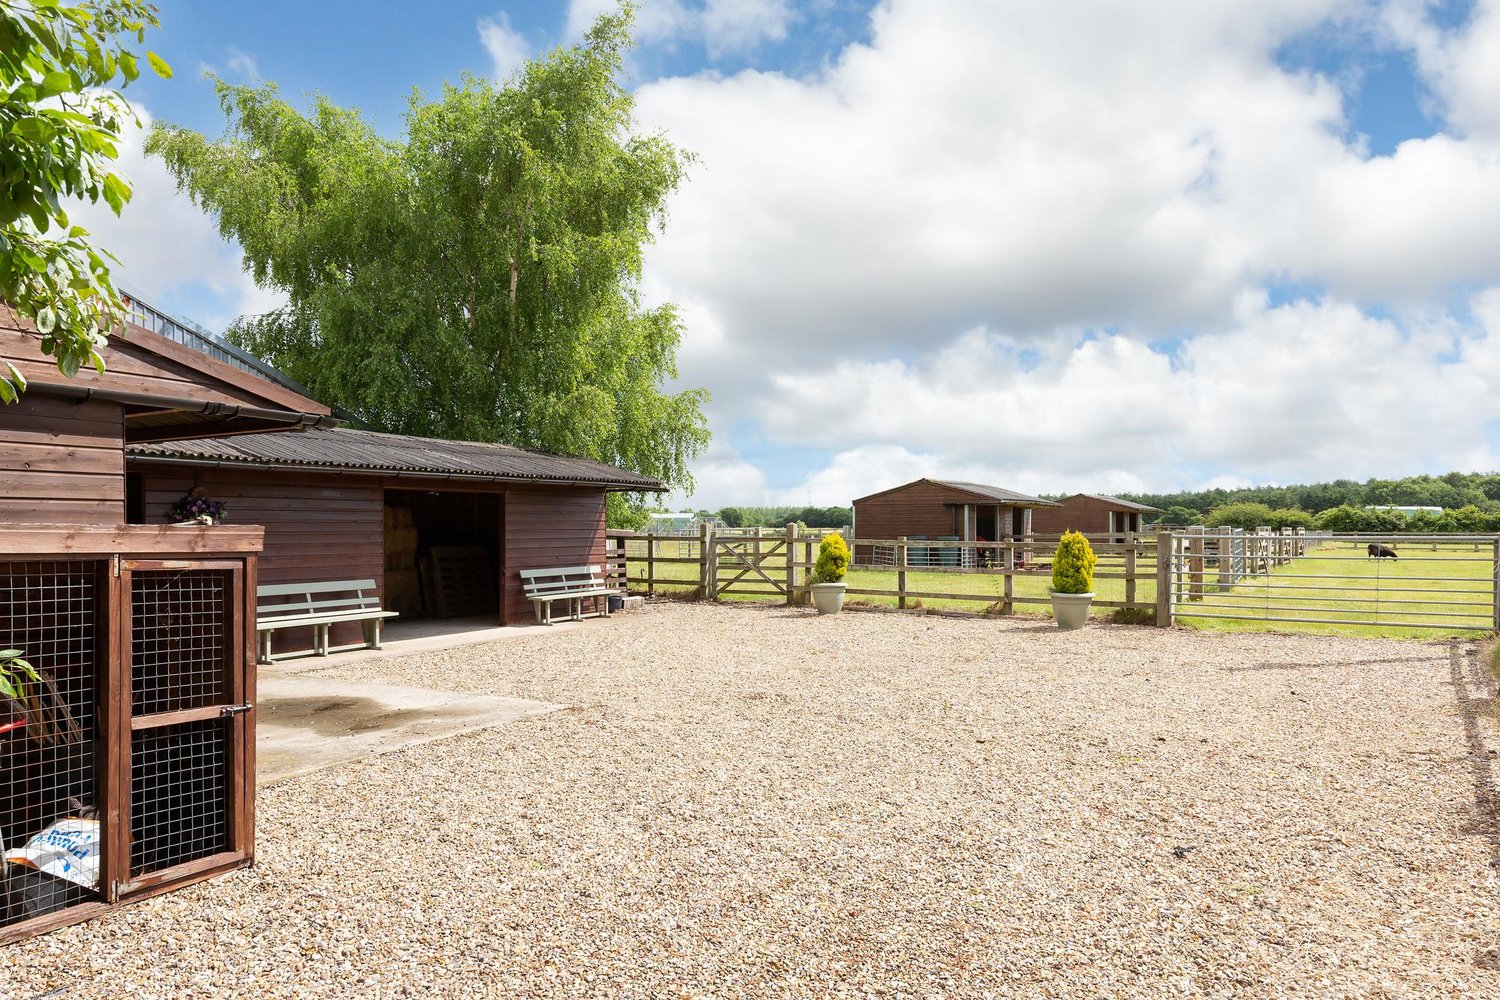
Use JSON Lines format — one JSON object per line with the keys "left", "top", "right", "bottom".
{"left": 1029, "top": 494, "right": 1161, "bottom": 538}
{"left": 0, "top": 298, "right": 657, "bottom": 940}
{"left": 125, "top": 426, "right": 660, "bottom": 643}
{"left": 850, "top": 479, "right": 1058, "bottom": 564}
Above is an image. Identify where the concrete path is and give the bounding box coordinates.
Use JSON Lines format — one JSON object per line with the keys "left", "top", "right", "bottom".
{"left": 256, "top": 672, "right": 560, "bottom": 786}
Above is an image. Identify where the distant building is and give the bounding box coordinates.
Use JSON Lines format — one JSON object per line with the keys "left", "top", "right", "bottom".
{"left": 1364, "top": 505, "right": 1444, "bottom": 518}
{"left": 1030, "top": 494, "right": 1162, "bottom": 537}
{"left": 850, "top": 479, "right": 1058, "bottom": 564}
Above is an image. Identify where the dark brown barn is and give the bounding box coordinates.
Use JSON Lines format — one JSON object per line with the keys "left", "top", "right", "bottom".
{"left": 126, "top": 427, "right": 660, "bottom": 640}
{"left": 850, "top": 479, "right": 1058, "bottom": 564}
{"left": 1029, "top": 494, "right": 1161, "bottom": 537}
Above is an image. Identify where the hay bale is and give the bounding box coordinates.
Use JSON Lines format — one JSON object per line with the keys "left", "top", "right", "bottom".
{"left": 384, "top": 567, "right": 424, "bottom": 616}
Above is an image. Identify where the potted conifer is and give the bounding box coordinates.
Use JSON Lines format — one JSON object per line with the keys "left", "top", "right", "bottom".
{"left": 809, "top": 533, "right": 850, "bottom": 615}
{"left": 1049, "top": 530, "right": 1097, "bottom": 630}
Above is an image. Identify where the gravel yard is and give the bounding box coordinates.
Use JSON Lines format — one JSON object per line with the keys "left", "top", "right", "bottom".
{"left": 9, "top": 603, "right": 1500, "bottom": 998}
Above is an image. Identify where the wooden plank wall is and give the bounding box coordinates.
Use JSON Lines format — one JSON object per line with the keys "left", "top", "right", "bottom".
{"left": 0, "top": 394, "right": 124, "bottom": 525}
{"left": 851, "top": 481, "right": 974, "bottom": 562}
{"left": 1031, "top": 497, "right": 1140, "bottom": 535}
{"left": 502, "top": 487, "right": 608, "bottom": 625}
{"left": 0, "top": 309, "right": 324, "bottom": 412}
{"left": 137, "top": 467, "right": 383, "bottom": 653}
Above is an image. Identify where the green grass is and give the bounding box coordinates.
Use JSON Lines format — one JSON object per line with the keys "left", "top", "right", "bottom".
{"left": 1173, "top": 540, "right": 1495, "bottom": 639}
{"left": 622, "top": 536, "right": 1499, "bottom": 640}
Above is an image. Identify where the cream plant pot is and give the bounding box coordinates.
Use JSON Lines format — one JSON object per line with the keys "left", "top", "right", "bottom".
{"left": 811, "top": 582, "right": 847, "bottom": 615}
{"left": 1049, "top": 591, "right": 1094, "bottom": 630}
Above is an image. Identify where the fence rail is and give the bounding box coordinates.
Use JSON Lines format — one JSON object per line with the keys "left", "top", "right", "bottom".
{"left": 610, "top": 525, "right": 1500, "bottom": 634}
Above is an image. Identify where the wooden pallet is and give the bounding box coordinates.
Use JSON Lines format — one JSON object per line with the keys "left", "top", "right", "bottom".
{"left": 423, "top": 546, "right": 496, "bottom": 618}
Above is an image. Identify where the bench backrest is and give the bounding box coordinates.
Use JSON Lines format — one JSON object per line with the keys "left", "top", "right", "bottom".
{"left": 519, "top": 565, "right": 606, "bottom": 598}
{"left": 257, "top": 579, "right": 383, "bottom": 620}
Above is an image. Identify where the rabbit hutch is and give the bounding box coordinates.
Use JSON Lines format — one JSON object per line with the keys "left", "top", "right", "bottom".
{"left": 0, "top": 301, "right": 332, "bottom": 942}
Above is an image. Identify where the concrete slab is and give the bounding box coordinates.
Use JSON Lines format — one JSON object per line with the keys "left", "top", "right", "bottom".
{"left": 268, "top": 615, "right": 582, "bottom": 674}
{"left": 255, "top": 673, "right": 561, "bottom": 786}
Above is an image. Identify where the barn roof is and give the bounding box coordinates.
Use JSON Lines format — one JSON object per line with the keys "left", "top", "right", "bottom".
{"left": 127, "top": 426, "right": 664, "bottom": 491}
{"left": 1065, "top": 493, "right": 1162, "bottom": 512}
{"left": 853, "top": 478, "right": 1059, "bottom": 506}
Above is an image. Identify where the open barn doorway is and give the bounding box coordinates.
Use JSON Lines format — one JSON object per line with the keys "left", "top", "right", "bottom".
{"left": 383, "top": 490, "right": 502, "bottom": 622}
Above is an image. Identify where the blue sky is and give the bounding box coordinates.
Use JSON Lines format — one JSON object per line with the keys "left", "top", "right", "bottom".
{"left": 83, "top": 0, "right": 1500, "bottom": 508}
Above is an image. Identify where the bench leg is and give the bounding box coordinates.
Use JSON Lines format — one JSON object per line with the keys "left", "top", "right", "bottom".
{"left": 362, "top": 618, "right": 383, "bottom": 650}
{"left": 315, "top": 624, "right": 330, "bottom": 656}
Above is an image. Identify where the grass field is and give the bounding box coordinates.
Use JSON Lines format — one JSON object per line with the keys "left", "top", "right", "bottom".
{"left": 1174, "top": 539, "right": 1496, "bottom": 639}
{"left": 622, "top": 536, "right": 1498, "bottom": 640}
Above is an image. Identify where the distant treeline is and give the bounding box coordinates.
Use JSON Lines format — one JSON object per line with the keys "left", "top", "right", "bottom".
{"left": 1130, "top": 471, "right": 1500, "bottom": 533}
{"left": 712, "top": 506, "right": 852, "bottom": 529}
{"left": 1125, "top": 471, "right": 1500, "bottom": 519}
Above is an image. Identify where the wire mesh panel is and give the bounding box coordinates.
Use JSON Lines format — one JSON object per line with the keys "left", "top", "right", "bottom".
{"left": 0, "top": 561, "right": 103, "bottom": 927}
{"left": 129, "top": 719, "right": 229, "bottom": 877}
{"left": 131, "top": 569, "right": 231, "bottom": 716}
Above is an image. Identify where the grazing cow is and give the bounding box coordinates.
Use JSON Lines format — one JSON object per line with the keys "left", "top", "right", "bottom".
{"left": 1367, "top": 543, "right": 1398, "bottom": 560}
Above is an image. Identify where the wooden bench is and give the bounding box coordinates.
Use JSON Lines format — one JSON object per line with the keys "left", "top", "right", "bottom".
{"left": 519, "top": 565, "right": 615, "bottom": 625}
{"left": 256, "top": 579, "right": 399, "bottom": 663}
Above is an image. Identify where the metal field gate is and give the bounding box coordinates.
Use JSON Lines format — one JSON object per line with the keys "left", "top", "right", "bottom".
{"left": 1158, "top": 530, "right": 1500, "bottom": 632}
{"left": 0, "top": 527, "right": 260, "bottom": 943}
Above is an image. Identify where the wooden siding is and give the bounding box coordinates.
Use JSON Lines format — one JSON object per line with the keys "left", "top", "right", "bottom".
{"left": 0, "top": 307, "right": 328, "bottom": 414}
{"left": 137, "top": 465, "right": 611, "bottom": 636}
{"left": 138, "top": 467, "right": 384, "bottom": 654}
{"left": 0, "top": 394, "right": 124, "bottom": 525}
{"left": 502, "top": 487, "right": 608, "bottom": 626}
{"left": 1030, "top": 496, "right": 1145, "bottom": 535}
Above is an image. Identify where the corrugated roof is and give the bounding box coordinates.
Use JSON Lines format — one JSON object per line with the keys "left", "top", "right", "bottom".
{"left": 1068, "top": 493, "right": 1162, "bottom": 512}
{"left": 931, "top": 480, "right": 1060, "bottom": 506}
{"left": 127, "top": 427, "right": 664, "bottom": 491}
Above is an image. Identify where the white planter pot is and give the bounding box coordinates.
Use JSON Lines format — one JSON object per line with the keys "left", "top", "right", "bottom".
{"left": 811, "top": 582, "right": 847, "bottom": 615}
{"left": 1049, "top": 591, "right": 1094, "bottom": 630}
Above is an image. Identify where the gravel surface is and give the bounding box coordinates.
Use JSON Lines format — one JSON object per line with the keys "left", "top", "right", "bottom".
{"left": 8, "top": 603, "right": 1500, "bottom": 998}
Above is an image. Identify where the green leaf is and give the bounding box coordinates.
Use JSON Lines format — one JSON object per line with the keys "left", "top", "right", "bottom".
{"left": 147, "top": 51, "right": 172, "bottom": 79}
{"left": 119, "top": 50, "right": 138, "bottom": 82}
{"left": 35, "top": 306, "right": 56, "bottom": 333}
{"left": 6, "top": 362, "right": 28, "bottom": 394}
{"left": 39, "top": 69, "right": 73, "bottom": 97}
{"left": 0, "top": 676, "right": 16, "bottom": 701}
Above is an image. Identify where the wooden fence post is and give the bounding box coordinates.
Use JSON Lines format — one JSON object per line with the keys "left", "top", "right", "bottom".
{"left": 699, "top": 521, "right": 714, "bottom": 601}
{"left": 1123, "top": 533, "right": 1137, "bottom": 608}
{"left": 1187, "top": 525, "right": 1204, "bottom": 601}
{"left": 1155, "top": 530, "right": 1173, "bottom": 626}
{"left": 897, "top": 536, "right": 908, "bottom": 609}
{"left": 646, "top": 533, "right": 656, "bottom": 596}
{"left": 1216, "top": 531, "right": 1234, "bottom": 592}
{"left": 785, "top": 523, "right": 796, "bottom": 606}
{"left": 1002, "top": 540, "right": 1015, "bottom": 614}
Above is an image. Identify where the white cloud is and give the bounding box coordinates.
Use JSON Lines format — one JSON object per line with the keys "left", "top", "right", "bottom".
{"left": 566, "top": 0, "right": 791, "bottom": 56}
{"left": 478, "top": 11, "right": 530, "bottom": 80}
{"left": 63, "top": 104, "right": 281, "bottom": 333}
{"left": 624, "top": 0, "right": 1500, "bottom": 503}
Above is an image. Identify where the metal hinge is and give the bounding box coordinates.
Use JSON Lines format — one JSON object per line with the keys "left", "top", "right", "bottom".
{"left": 219, "top": 703, "right": 253, "bottom": 718}
{"left": 112, "top": 553, "right": 121, "bottom": 578}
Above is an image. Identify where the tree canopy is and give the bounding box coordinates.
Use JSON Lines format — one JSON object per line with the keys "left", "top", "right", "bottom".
{"left": 145, "top": 8, "right": 707, "bottom": 521}
{"left": 0, "top": 0, "right": 169, "bottom": 401}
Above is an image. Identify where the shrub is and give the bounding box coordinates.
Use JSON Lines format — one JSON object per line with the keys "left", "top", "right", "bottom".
{"left": 812, "top": 532, "right": 850, "bottom": 584}
{"left": 1266, "top": 508, "right": 1315, "bottom": 530}
{"left": 1204, "top": 502, "right": 1275, "bottom": 530}
{"left": 1051, "top": 530, "right": 1097, "bottom": 594}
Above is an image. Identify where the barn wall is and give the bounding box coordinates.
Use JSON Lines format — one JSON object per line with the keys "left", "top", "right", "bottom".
{"left": 0, "top": 394, "right": 124, "bottom": 525}
{"left": 1031, "top": 497, "right": 1136, "bottom": 535}
{"left": 851, "top": 481, "right": 967, "bottom": 561}
{"left": 0, "top": 311, "right": 325, "bottom": 413}
{"left": 502, "top": 487, "right": 608, "bottom": 625}
{"left": 138, "top": 466, "right": 385, "bottom": 653}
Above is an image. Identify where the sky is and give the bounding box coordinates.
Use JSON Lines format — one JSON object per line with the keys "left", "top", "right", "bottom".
{"left": 71, "top": 0, "right": 1500, "bottom": 509}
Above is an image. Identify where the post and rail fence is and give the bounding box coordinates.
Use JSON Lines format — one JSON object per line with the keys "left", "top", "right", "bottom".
{"left": 609, "top": 524, "right": 1500, "bottom": 633}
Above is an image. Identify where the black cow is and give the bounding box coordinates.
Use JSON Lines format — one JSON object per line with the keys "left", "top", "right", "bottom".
{"left": 1367, "top": 543, "right": 1398, "bottom": 560}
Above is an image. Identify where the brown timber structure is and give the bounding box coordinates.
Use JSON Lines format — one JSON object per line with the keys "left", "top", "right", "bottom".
{"left": 0, "top": 301, "right": 659, "bottom": 940}
{"left": 849, "top": 479, "right": 1058, "bottom": 565}
{"left": 1030, "top": 494, "right": 1162, "bottom": 538}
